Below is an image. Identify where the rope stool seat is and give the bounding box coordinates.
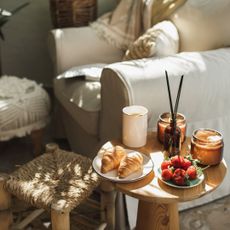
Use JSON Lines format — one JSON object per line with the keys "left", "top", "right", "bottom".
{"left": 2, "top": 144, "right": 101, "bottom": 229}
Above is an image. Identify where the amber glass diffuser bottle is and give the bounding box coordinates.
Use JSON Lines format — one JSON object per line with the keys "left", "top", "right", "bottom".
{"left": 163, "top": 71, "right": 184, "bottom": 157}
{"left": 157, "top": 112, "right": 186, "bottom": 144}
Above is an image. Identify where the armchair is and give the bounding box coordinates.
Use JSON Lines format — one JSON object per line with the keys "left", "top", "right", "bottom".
{"left": 49, "top": 0, "right": 230, "bottom": 228}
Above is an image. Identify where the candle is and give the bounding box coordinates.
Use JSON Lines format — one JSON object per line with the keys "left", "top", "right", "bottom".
{"left": 122, "top": 105, "right": 148, "bottom": 148}
{"left": 191, "top": 128, "right": 224, "bottom": 165}
{"left": 157, "top": 112, "right": 186, "bottom": 144}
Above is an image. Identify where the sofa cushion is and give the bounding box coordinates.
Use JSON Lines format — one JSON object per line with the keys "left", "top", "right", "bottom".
{"left": 54, "top": 77, "right": 100, "bottom": 136}
{"left": 123, "top": 20, "right": 179, "bottom": 60}
{"left": 170, "top": 0, "right": 230, "bottom": 51}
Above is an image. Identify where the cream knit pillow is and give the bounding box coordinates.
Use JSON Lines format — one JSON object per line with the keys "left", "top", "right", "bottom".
{"left": 123, "top": 20, "right": 179, "bottom": 61}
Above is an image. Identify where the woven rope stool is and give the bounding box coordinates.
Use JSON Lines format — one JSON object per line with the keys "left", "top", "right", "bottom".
{"left": 0, "top": 143, "right": 101, "bottom": 230}
{"left": 0, "top": 76, "right": 50, "bottom": 155}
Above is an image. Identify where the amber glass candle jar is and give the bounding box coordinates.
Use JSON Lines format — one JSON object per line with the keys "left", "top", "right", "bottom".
{"left": 191, "top": 128, "right": 224, "bottom": 165}
{"left": 157, "top": 112, "right": 186, "bottom": 144}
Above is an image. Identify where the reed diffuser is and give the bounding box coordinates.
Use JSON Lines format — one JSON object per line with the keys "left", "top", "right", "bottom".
{"left": 164, "top": 71, "right": 184, "bottom": 157}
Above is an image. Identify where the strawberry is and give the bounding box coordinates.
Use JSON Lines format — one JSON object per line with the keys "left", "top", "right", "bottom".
{"left": 182, "top": 158, "right": 192, "bottom": 170}
{"left": 161, "top": 160, "right": 172, "bottom": 170}
{"left": 186, "top": 166, "right": 197, "bottom": 180}
{"left": 171, "top": 155, "right": 185, "bottom": 168}
{"left": 161, "top": 169, "right": 173, "bottom": 181}
{"left": 172, "top": 168, "right": 186, "bottom": 185}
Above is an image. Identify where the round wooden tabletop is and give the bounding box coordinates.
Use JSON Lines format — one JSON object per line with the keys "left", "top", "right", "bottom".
{"left": 102, "top": 132, "right": 227, "bottom": 204}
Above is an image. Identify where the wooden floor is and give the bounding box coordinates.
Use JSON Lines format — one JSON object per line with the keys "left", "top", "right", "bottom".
{"left": 11, "top": 194, "right": 102, "bottom": 230}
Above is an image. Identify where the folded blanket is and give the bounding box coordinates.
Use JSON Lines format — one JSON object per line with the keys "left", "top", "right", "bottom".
{"left": 90, "top": 0, "right": 154, "bottom": 51}
{"left": 90, "top": 0, "right": 186, "bottom": 51}
{"left": 57, "top": 63, "right": 107, "bottom": 81}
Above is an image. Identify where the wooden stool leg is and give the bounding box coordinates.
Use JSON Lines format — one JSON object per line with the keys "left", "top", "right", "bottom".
{"left": 0, "top": 174, "right": 12, "bottom": 230}
{"left": 51, "top": 208, "right": 70, "bottom": 230}
{"left": 31, "top": 128, "right": 44, "bottom": 156}
{"left": 45, "top": 143, "right": 59, "bottom": 153}
{"left": 136, "top": 200, "right": 179, "bottom": 230}
{"left": 100, "top": 181, "right": 116, "bottom": 230}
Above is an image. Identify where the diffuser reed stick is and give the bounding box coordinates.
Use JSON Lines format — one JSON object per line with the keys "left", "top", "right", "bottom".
{"left": 174, "top": 75, "right": 184, "bottom": 119}
{"left": 165, "top": 70, "right": 175, "bottom": 123}
{"left": 164, "top": 71, "right": 184, "bottom": 156}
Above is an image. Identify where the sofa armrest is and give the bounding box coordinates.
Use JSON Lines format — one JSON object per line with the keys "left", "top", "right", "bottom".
{"left": 100, "top": 48, "right": 230, "bottom": 141}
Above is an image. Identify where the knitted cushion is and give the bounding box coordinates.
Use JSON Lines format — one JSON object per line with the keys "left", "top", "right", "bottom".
{"left": 0, "top": 76, "right": 50, "bottom": 141}
{"left": 123, "top": 20, "right": 179, "bottom": 61}
{"left": 5, "top": 147, "right": 100, "bottom": 212}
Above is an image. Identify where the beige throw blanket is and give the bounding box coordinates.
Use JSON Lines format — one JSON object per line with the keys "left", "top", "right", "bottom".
{"left": 90, "top": 0, "right": 153, "bottom": 51}
{"left": 90, "top": 0, "right": 186, "bottom": 51}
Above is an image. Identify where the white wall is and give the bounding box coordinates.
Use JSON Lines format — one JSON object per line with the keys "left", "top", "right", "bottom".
{"left": 0, "top": 0, "right": 117, "bottom": 87}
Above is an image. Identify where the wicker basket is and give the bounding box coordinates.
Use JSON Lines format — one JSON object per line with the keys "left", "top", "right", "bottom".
{"left": 49, "top": 0, "right": 97, "bottom": 28}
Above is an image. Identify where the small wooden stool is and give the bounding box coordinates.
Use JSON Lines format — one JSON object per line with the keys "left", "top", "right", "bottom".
{"left": 0, "top": 144, "right": 101, "bottom": 229}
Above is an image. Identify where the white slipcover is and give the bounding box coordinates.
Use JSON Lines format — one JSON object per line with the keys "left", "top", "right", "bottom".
{"left": 49, "top": 13, "right": 230, "bottom": 230}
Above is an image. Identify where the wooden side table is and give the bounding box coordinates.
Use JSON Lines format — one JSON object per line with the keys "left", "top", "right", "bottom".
{"left": 101, "top": 132, "right": 227, "bottom": 230}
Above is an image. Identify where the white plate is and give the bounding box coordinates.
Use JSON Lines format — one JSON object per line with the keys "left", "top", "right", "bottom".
{"left": 157, "top": 168, "right": 204, "bottom": 189}
{"left": 92, "top": 149, "right": 154, "bottom": 183}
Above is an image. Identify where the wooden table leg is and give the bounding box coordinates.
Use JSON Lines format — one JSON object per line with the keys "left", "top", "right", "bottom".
{"left": 0, "top": 174, "right": 12, "bottom": 230}
{"left": 136, "top": 200, "right": 179, "bottom": 230}
{"left": 100, "top": 181, "right": 117, "bottom": 230}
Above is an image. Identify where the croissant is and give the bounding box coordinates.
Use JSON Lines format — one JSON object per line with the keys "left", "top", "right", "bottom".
{"left": 118, "top": 152, "right": 143, "bottom": 178}
{"left": 101, "top": 145, "right": 127, "bottom": 173}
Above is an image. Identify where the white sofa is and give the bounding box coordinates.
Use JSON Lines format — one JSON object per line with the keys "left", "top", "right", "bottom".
{"left": 49, "top": 0, "right": 230, "bottom": 228}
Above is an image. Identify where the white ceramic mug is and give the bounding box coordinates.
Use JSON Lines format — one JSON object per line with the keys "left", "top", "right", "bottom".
{"left": 122, "top": 105, "right": 148, "bottom": 148}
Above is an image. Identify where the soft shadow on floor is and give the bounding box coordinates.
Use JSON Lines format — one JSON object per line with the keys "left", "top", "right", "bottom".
{"left": 180, "top": 195, "right": 230, "bottom": 230}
